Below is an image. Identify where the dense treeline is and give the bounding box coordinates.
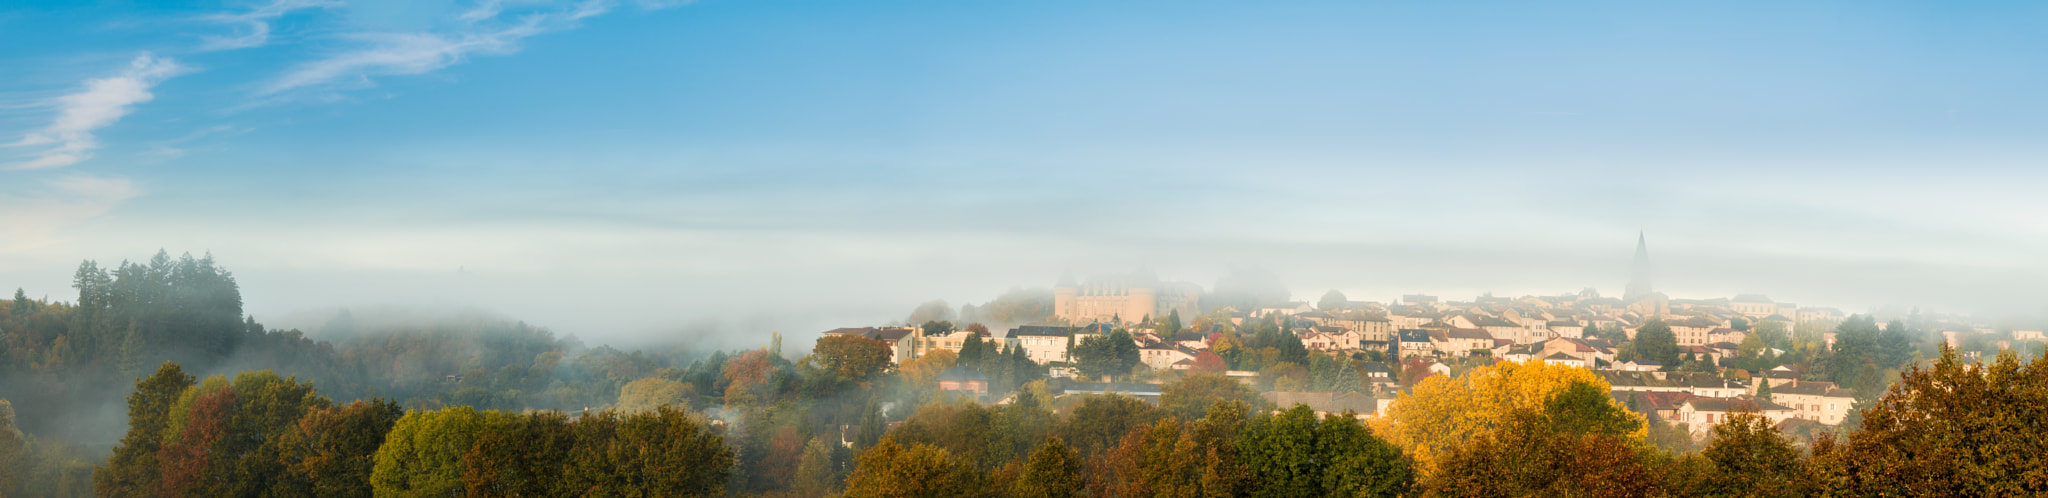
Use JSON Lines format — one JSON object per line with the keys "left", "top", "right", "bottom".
{"left": 5, "top": 252, "right": 2047, "bottom": 496}
{"left": 85, "top": 363, "right": 733, "bottom": 497}
{"left": 0, "top": 252, "right": 703, "bottom": 495}
{"left": 15, "top": 343, "right": 2038, "bottom": 496}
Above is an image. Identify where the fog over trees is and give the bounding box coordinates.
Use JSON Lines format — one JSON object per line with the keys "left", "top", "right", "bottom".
{"left": 0, "top": 252, "right": 2045, "bottom": 496}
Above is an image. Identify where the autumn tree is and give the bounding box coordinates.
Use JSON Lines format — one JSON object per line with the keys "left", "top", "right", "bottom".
{"left": 616, "top": 377, "right": 693, "bottom": 413}
{"left": 1191, "top": 351, "right": 1229, "bottom": 373}
{"left": 1379, "top": 359, "right": 1646, "bottom": 472}
{"left": 460, "top": 410, "right": 572, "bottom": 497}
{"left": 722, "top": 349, "right": 782, "bottom": 408}
{"left": 1060, "top": 395, "right": 1159, "bottom": 458}
{"left": 811, "top": 336, "right": 892, "bottom": 383}
{"left": 274, "top": 399, "right": 405, "bottom": 498}
{"left": 1808, "top": 345, "right": 2048, "bottom": 495}
{"left": 1158, "top": 373, "right": 1263, "bottom": 421}
{"left": 1013, "top": 437, "right": 1081, "bottom": 498}
{"left": 1097, "top": 401, "right": 1257, "bottom": 497}
{"left": 93, "top": 362, "right": 196, "bottom": 496}
{"left": 842, "top": 438, "right": 987, "bottom": 498}
{"left": 898, "top": 349, "right": 958, "bottom": 385}
{"left": 372, "top": 406, "right": 493, "bottom": 497}
{"left": 1424, "top": 409, "right": 1657, "bottom": 497}
{"left": 559, "top": 407, "right": 734, "bottom": 497}
{"left": 0, "top": 400, "right": 25, "bottom": 493}
{"left": 793, "top": 437, "right": 838, "bottom": 498}
{"left": 1690, "top": 411, "right": 1807, "bottom": 497}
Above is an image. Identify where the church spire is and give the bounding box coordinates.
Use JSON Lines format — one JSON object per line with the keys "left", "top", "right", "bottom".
{"left": 1625, "top": 232, "right": 1653, "bottom": 301}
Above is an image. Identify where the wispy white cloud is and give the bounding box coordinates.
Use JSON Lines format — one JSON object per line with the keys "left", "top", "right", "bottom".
{"left": 0, "top": 175, "right": 141, "bottom": 253}
{"left": 200, "top": 0, "right": 342, "bottom": 51}
{"left": 261, "top": 0, "right": 628, "bottom": 96}
{"left": 7, "top": 54, "right": 185, "bottom": 170}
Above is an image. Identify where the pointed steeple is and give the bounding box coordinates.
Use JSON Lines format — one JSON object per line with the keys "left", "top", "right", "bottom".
{"left": 1625, "top": 232, "right": 1653, "bottom": 301}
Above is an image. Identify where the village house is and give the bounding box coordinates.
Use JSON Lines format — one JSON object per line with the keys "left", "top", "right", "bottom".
{"left": 1008, "top": 325, "right": 1074, "bottom": 365}
{"left": 1548, "top": 320, "right": 1586, "bottom": 339}
{"left": 937, "top": 366, "right": 990, "bottom": 399}
{"left": 1138, "top": 345, "right": 1197, "bottom": 371}
{"left": 1769, "top": 380, "right": 1857, "bottom": 425}
{"left": 1676, "top": 397, "right": 1796, "bottom": 436}
{"left": 1433, "top": 328, "right": 1495, "bottom": 357}
{"left": 1611, "top": 390, "right": 1695, "bottom": 422}
{"left": 1541, "top": 352, "right": 1588, "bottom": 368}
{"left": 1396, "top": 329, "right": 1436, "bottom": 357}
{"left": 1668, "top": 316, "right": 1724, "bottom": 347}
{"left": 1601, "top": 370, "right": 1747, "bottom": 398}
{"left": 911, "top": 329, "right": 988, "bottom": 360}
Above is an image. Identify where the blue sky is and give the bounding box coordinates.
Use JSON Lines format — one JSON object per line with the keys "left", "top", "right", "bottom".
{"left": 6, "top": 0, "right": 2048, "bottom": 343}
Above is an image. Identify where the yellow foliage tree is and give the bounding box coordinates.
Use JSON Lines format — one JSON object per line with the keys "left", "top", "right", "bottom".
{"left": 899, "top": 350, "right": 958, "bottom": 385}
{"left": 616, "top": 377, "right": 693, "bottom": 413}
{"left": 1376, "top": 359, "right": 1647, "bottom": 473}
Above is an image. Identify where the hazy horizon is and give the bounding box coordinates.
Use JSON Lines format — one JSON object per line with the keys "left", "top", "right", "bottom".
{"left": 8, "top": 0, "right": 2048, "bottom": 346}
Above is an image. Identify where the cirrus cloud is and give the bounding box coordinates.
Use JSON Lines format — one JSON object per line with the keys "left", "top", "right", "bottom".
{"left": 7, "top": 54, "right": 186, "bottom": 170}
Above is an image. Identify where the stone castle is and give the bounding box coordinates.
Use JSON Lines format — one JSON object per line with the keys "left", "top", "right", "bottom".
{"left": 1052, "top": 270, "right": 1201, "bottom": 325}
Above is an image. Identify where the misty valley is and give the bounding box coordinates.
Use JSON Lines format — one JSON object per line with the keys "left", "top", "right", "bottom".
{"left": 0, "top": 251, "right": 2041, "bottom": 497}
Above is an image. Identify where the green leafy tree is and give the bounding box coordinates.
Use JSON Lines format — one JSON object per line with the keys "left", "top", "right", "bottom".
{"left": 1072, "top": 329, "right": 1141, "bottom": 381}
{"left": 855, "top": 398, "right": 886, "bottom": 452}
{"left": 1242, "top": 405, "right": 1322, "bottom": 497}
{"left": 1634, "top": 319, "right": 1680, "bottom": 368}
{"left": 1809, "top": 345, "right": 2048, "bottom": 495}
{"left": 793, "top": 437, "right": 838, "bottom": 498}
{"left": 0, "top": 400, "right": 25, "bottom": 493}
{"left": 1012, "top": 437, "right": 1081, "bottom": 498}
{"left": 372, "top": 406, "right": 493, "bottom": 497}
{"left": 1060, "top": 395, "right": 1159, "bottom": 458}
{"left": 842, "top": 438, "right": 986, "bottom": 498}
{"left": 93, "top": 361, "right": 196, "bottom": 496}
{"left": 1159, "top": 373, "right": 1263, "bottom": 421}
{"left": 920, "top": 320, "right": 957, "bottom": 337}
{"left": 616, "top": 377, "right": 693, "bottom": 413}
{"left": 1695, "top": 411, "right": 1807, "bottom": 497}
{"left": 814, "top": 335, "right": 893, "bottom": 383}
{"left": 1160, "top": 309, "right": 1184, "bottom": 342}
{"left": 459, "top": 410, "right": 572, "bottom": 497}
{"left": 558, "top": 407, "right": 734, "bottom": 497}
{"left": 1315, "top": 413, "right": 1410, "bottom": 497}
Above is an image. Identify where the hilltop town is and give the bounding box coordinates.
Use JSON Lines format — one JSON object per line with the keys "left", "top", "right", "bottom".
{"left": 822, "top": 235, "right": 2045, "bottom": 445}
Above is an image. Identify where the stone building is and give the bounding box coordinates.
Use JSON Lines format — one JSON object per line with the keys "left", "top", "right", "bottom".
{"left": 1052, "top": 272, "right": 1201, "bottom": 325}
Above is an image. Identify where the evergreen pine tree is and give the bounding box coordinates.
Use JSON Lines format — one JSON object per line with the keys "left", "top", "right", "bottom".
{"left": 855, "top": 399, "right": 885, "bottom": 452}
{"left": 1335, "top": 361, "right": 1362, "bottom": 394}
{"left": 117, "top": 323, "right": 146, "bottom": 381}
{"left": 1755, "top": 378, "right": 1773, "bottom": 402}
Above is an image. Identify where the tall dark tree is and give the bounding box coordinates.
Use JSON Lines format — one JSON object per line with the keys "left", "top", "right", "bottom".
{"left": 93, "top": 362, "right": 196, "bottom": 496}
{"left": 1072, "top": 329, "right": 1141, "bottom": 382}
{"left": 1633, "top": 319, "right": 1680, "bottom": 368}
{"left": 1013, "top": 437, "right": 1081, "bottom": 498}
